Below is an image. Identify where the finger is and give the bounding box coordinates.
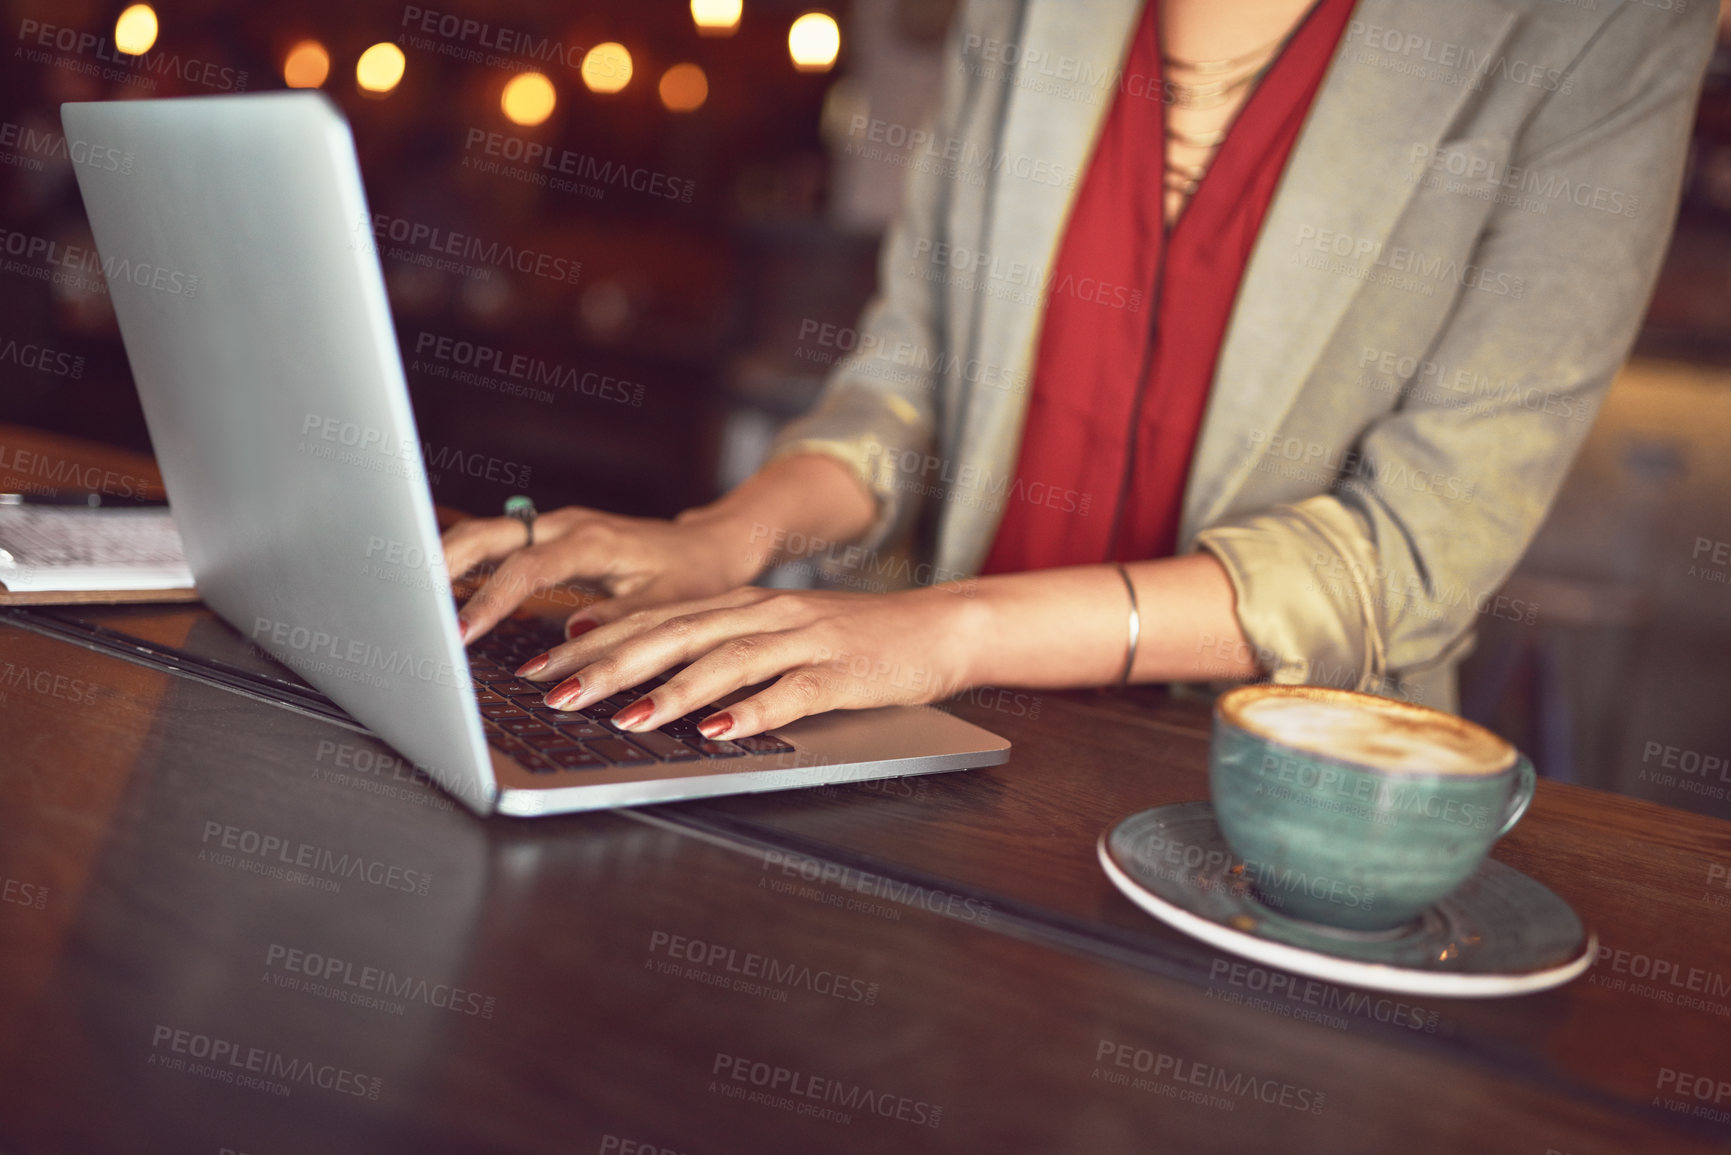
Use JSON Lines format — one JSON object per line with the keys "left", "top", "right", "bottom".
{"left": 546, "top": 587, "right": 777, "bottom": 670}
{"left": 561, "top": 588, "right": 664, "bottom": 640}
{"left": 609, "top": 630, "right": 815, "bottom": 733}
{"left": 441, "top": 516, "right": 533, "bottom": 584}
{"left": 696, "top": 668, "right": 840, "bottom": 740}
{"left": 520, "top": 604, "right": 683, "bottom": 682}
{"left": 442, "top": 505, "right": 605, "bottom": 583}
{"left": 560, "top": 581, "right": 761, "bottom": 640}
{"left": 534, "top": 591, "right": 783, "bottom": 706}
{"left": 457, "top": 543, "right": 587, "bottom": 644}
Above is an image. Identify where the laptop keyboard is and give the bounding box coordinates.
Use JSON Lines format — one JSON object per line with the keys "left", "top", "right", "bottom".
{"left": 466, "top": 617, "right": 794, "bottom": 775}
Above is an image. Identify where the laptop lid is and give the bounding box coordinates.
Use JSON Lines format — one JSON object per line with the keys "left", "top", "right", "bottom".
{"left": 62, "top": 92, "right": 498, "bottom": 815}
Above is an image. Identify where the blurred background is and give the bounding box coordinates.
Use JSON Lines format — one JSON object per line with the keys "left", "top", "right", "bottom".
{"left": 2, "top": 0, "right": 1731, "bottom": 824}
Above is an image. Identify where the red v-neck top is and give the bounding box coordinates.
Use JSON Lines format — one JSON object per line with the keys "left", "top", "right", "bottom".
{"left": 981, "top": 0, "right": 1357, "bottom": 573}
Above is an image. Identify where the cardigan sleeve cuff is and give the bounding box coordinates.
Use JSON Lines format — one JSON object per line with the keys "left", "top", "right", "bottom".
{"left": 767, "top": 386, "right": 930, "bottom": 554}
{"left": 1192, "top": 496, "right": 1386, "bottom": 691}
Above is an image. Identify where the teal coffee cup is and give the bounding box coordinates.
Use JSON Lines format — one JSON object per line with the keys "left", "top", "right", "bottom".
{"left": 1210, "top": 685, "right": 1536, "bottom": 933}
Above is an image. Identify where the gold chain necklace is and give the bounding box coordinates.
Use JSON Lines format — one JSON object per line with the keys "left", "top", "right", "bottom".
{"left": 1160, "top": 21, "right": 1303, "bottom": 195}
{"left": 1160, "top": 13, "right": 1305, "bottom": 109}
{"left": 1162, "top": 65, "right": 1271, "bottom": 111}
{"left": 1160, "top": 25, "right": 1291, "bottom": 75}
{"left": 1164, "top": 121, "right": 1230, "bottom": 148}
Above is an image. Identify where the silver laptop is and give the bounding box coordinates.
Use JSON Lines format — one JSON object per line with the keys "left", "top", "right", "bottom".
{"left": 61, "top": 91, "right": 1008, "bottom": 818}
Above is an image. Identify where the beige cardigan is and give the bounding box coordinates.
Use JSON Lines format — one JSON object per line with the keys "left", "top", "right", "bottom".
{"left": 772, "top": 0, "right": 1715, "bottom": 710}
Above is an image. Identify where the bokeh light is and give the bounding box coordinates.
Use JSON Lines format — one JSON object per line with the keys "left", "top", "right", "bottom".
{"left": 691, "top": 0, "right": 742, "bottom": 37}
{"left": 502, "top": 72, "right": 557, "bottom": 126}
{"left": 581, "top": 43, "right": 633, "bottom": 94}
{"left": 282, "top": 41, "right": 330, "bottom": 89}
{"left": 114, "top": 5, "right": 159, "bottom": 56}
{"left": 658, "top": 64, "right": 708, "bottom": 113}
{"left": 788, "top": 12, "right": 840, "bottom": 73}
{"left": 355, "top": 43, "right": 406, "bottom": 94}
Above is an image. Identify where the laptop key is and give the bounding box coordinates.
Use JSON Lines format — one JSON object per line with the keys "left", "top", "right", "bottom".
{"left": 547, "top": 746, "right": 608, "bottom": 770}
{"left": 486, "top": 733, "right": 533, "bottom": 756}
{"left": 584, "top": 737, "right": 656, "bottom": 765}
{"left": 514, "top": 751, "right": 560, "bottom": 774}
{"left": 527, "top": 705, "right": 586, "bottom": 720}
{"left": 479, "top": 704, "right": 522, "bottom": 720}
{"left": 735, "top": 734, "right": 795, "bottom": 755}
{"left": 629, "top": 730, "right": 704, "bottom": 761}
{"left": 499, "top": 717, "right": 554, "bottom": 735}
{"left": 685, "top": 738, "right": 749, "bottom": 758}
{"left": 536, "top": 717, "right": 609, "bottom": 740}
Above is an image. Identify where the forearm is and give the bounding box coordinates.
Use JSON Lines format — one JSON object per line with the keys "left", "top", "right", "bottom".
{"left": 948, "top": 553, "right": 1262, "bottom": 690}
{"left": 677, "top": 453, "right": 878, "bottom": 582}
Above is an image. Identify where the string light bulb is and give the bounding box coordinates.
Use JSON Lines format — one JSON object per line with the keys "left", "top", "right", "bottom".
{"left": 581, "top": 43, "right": 632, "bottom": 94}
{"left": 114, "top": 5, "right": 159, "bottom": 56}
{"left": 658, "top": 63, "right": 708, "bottom": 112}
{"left": 691, "top": 0, "right": 742, "bottom": 37}
{"left": 502, "top": 72, "right": 557, "bottom": 126}
{"left": 788, "top": 12, "right": 840, "bottom": 73}
{"left": 283, "top": 41, "right": 330, "bottom": 89}
{"left": 356, "top": 42, "right": 406, "bottom": 94}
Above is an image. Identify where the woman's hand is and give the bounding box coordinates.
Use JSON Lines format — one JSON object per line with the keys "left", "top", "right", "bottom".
{"left": 441, "top": 505, "right": 765, "bottom": 645}
{"left": 440, "top": 453, "right": 880, "bottom": 645}
{"left": 512, "top": 585, "right": 987, "bottom": 740}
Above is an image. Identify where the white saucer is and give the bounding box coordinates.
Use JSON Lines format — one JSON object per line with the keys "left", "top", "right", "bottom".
{"left": 1098, "top": 802, "right": 1596, "bottom": 998}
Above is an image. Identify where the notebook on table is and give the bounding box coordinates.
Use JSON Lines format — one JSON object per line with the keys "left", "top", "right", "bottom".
{"left": 0, "top": 502, "right": 199, "bottom": 605}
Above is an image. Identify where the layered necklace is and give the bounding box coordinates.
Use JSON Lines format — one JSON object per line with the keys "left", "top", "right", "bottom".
{"left": 1161, "top": 24, "right": 1297, "bottom": 205}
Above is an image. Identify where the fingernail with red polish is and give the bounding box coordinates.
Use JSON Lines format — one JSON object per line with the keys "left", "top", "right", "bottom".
{"left": 456, "top": 614, "right": 475, "bottom": 644}
{"left": 698, "top": 712, "right": 733, "bottom": 739}
{"left": 612, "top": 697, "right": 654, "bottom": 731}
{"left": 545, "top": 678, "right": 582, "bottom": 711}
{"left": 515, "top": 653, "right": 549, "bottom": 677}
{"left": 566, "top": 619, "right": 597, "bottom": 640}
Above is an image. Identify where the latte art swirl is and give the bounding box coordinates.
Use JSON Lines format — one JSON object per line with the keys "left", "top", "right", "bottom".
{"left": 1229, "top": 689, "right": 1515, "bottom": 776}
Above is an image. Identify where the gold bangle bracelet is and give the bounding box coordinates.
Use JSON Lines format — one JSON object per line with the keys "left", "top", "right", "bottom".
{"left": 1115, "top": 563, "right": 1140, "bottom": 687}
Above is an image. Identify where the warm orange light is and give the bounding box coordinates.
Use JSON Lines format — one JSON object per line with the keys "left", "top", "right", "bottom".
{"left": 691, "top": 0, "right": 742, "bottom": 37}
{"left": 283, "top": 40, "right": 331, "bottom": 89}
{"left": 658, "top": 63, "right": 708, "bottom": 113}
{"left": 502, "top": 72, "right": 557, "bottom": 126}
{"left": 788, "top": 12, "right": 840, "bottom": 73}
{"left": 114, "top": 5, "right": 158, "bottom": 56}
{"left": 356, "top": 42, "right": 406, "bottom": 94}
{"left": 581, "top": 43, "right": 632, "bottom": 94}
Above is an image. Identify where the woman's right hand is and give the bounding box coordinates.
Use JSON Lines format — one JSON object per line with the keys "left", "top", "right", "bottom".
{"left": 441, "top": 453, "right": 880, "bottom": 646}
{"left": 441, "top": 504, "right": 769, "bottom": 645}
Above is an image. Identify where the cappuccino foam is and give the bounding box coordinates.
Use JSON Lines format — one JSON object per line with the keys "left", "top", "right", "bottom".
{"left": 1232, "top": 691, "right": 1513, "bottom": 776}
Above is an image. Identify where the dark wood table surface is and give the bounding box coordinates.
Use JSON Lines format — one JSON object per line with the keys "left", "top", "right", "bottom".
{"left": 2, "top": 427, "right": 1729, "bottom": 1154}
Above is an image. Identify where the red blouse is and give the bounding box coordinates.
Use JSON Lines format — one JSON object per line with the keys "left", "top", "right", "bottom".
{"left": 981, "top": 0, "right": 1358, "bottom": 572}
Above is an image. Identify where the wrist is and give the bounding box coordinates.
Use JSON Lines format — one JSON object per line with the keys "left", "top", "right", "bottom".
{"left": 928, "top": 579, "right": 997, "bottom": 696}
{"left": 678, "top": 506, "right": 773, "bottom": 588}
{"left": 679, "top": 454, "right": 876, "bottom": 585}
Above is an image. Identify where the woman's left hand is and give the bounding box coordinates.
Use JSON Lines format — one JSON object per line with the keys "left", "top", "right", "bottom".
{"left": 511, "top": 585, "right": 986, "bottom": 740}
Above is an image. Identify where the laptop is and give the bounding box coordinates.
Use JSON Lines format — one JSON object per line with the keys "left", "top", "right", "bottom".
{"left": 61, "top": 91, "right": 1009, "bottom": 818}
